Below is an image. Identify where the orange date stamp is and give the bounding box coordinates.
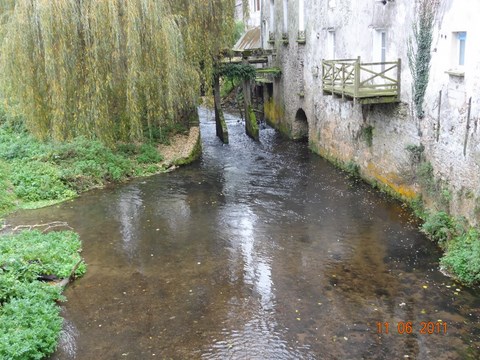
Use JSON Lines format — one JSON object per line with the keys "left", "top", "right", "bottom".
{"left": 376, "top": 321, "right": 448, "bottom": 335}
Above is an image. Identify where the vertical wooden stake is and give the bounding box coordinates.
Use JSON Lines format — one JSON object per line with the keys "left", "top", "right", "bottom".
{"left": 463, "top": 97, "right": 472, "bottom": 156}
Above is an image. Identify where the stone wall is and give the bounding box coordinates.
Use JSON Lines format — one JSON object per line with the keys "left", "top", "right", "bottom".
{"left": 261, "top": 0, "right": 480, "bottom": 225}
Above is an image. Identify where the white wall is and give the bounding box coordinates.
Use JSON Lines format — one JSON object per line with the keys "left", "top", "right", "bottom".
{"left": 261, "top": 0, "right": 480, "bottom": 224}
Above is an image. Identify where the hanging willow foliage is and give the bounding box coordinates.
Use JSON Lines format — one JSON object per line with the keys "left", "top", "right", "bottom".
{"left": 0, "top": 0, "right": 235, "bottom": 145}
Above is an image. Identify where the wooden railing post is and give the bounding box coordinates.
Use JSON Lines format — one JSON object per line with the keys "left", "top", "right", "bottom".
{"left": 396, "top": 58, "right": 401, "bottom": 102}
{"left": 321, "top": 60, "right": 324, "bottom": 88}
{"left": 354, "top": 56, "right": 360, "bottom": 99}
{"left": 331, "top": 61, "right": 335, "bottom": 90}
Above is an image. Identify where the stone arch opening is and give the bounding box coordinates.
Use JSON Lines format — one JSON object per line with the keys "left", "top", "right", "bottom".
{"left": 294, "top": 108, "right": 309, "bottom": 141}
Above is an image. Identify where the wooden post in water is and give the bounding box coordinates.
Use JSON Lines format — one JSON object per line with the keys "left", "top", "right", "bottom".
{"left": 243, "top": 74, "right": 259, "bottom": 141}
{"left": 214, "top": 73, "right": 229, "bottom": 144}
{"left": 243, "top": 59, "right": 259, "bottom": 141}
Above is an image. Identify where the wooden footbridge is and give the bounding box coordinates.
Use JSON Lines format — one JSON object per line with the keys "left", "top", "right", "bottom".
{"left": 322, "top": 57, "right": 401, "bottom": 104}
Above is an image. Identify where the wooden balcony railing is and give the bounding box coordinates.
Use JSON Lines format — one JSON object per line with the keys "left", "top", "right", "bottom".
{"left": 322, "top": 57, "right": 401, "bottom": 104}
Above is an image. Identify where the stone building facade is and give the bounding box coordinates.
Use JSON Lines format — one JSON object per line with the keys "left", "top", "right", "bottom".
{"left": 259, "top": 0, "right": 480, "bottom": 225}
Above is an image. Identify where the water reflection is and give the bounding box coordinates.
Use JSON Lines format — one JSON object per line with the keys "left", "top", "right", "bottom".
{"left": 115, "top": 186, "right": 143, "bottom": 257}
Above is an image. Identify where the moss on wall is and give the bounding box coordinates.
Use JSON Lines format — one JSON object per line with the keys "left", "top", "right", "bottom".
{"left": 173, "top": 128, "right": 202, "bottom": 166}
{"left": 264, "top": 99, "right": 291, "bottom": 137}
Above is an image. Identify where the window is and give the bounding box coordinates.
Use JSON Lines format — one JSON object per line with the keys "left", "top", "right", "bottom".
{"left": 373, "top": 29, "right": 386, "bottom": 71}
{"left": 299, "top": 0, "right": 305, "bottom": 32}
{"left": 380, "top": 31, "right": 386, "bottom": 72}
{"left": 327, "top": 30, "right": 335, "bottom": 59}
{"left": 254, "top": 0, "right": 260, "bottom": 12}
{"left": 457, "top": 31, "right": 466, "bottom": 66}
{"left": 270, "top": 0, "right": 275, "bottom": 31}
{"left": 283, "top": 0, "right": 288, "bottom": 33}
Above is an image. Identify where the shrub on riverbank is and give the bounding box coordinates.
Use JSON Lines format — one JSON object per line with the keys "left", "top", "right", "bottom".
{"left": 0, "top": 114, "right": 169, "bottom": 215}
{"left": 420, "top": 209, "right": 480, "bottom": 286}
{"left": 440, "top": 229, "right": 480, "bottom": 285}
{"left": 0, "top": 230, "right": 86, "bottom": 359}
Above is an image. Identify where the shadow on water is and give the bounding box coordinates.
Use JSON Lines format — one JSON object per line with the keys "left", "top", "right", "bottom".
{"left": 8, "top": 108, "right": 480, "bottom": 359}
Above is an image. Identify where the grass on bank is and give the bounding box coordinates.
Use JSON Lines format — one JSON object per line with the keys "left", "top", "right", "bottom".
{"left": 0, "top": 110, "right": 190, "bottom": 216}
{"left": 0, "top": 230, "right": 86, "bottom": 360}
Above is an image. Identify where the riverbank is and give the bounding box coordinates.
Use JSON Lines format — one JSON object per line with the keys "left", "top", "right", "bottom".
{"left": 0, "top": 113, "right": 201, "bottom": 359}
{"left": 0, "top": 114, "right": 201, "bottom": 219}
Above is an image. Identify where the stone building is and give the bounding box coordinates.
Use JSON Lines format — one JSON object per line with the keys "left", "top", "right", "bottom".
{"left": 258, "top": 0, "right": 480, "bottom": 224}
{"left": 236, "top": 0, "right": 262, "bottom": 28}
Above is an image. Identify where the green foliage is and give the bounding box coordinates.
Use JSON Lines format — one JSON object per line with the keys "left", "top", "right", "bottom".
{"left": 410, "top": 196, "right": 427, "bottom": 219}
{"left": 221, "top": 77, "right": 242, "bottom": 97}
{"left": 417, "top": 161, "right": 435, "bottom": 193}
{"left": 10, "top": 160, "right": 76, "bottom": 202}
{"left": 1, "top": 0, "right": 234, "bottom": 145}
{"left": 0, "top": 230, "right": 86, "bottom": 280}
{"left": 345, "top": 161, "right": 360, "bottom": 178}
{"left": 232, "top": 21, "right": 245, "bottom": 45}
{"left": 407, "top": 0, "right": 439, "bottom": 119}
{"left": 137, "top": 144, "right": 163, "bottom": 164}
{"left": 421, "top": 211, "right": 454, "bottom": 247}
{"left": 417, "top": 208, "right": 480, "bottom": 285}
{"left": 0, "top": 159, "right": 14, "bottom": 215}
{"left": 0, "top": 116, "right": 166, "bottom": 206}
{"left": 218, "top": 63, "right": 257, "bottom": 82}
{"left": 256, "top": 67, "right": 282, "bottom": 78}
{"left": 441, "top": 229, "right": 480, "bottom": 286}
{"left": 405, "top": 143, "right": 425, "bottom": 164}
{"left": 0, "top": 280, "right": 63, "bottom": 360}
{"left": 0, "top": 230, "right": 85, "bottom": 359}
{"left": 360, "top": 125, "right": 374, "bottom": 147}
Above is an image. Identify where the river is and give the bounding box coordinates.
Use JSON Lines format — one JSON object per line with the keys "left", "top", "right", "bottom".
{"left": 8, "top": 108, "right": 480, "bottom": 359}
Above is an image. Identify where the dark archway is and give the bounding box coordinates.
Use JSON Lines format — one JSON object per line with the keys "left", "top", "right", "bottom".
{"left": 294, "top": 108, "right": 309, "bottom": 141}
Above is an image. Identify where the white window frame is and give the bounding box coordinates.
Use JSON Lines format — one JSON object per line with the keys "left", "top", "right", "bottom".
{"left": 457, "top": 31, "right": 466, "bottom": 66}
{"left": 283, "top": 0, "right": 288, "bottom": 34}
{"left": 299, "top": 0, "right": 305, "bottom": 32}
{"left": 327, "top": 30, "right": 335, "bottom": 59}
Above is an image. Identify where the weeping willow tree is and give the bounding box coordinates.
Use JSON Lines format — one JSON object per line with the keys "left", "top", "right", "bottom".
{"left": 169, "top": 0, "right": 235, "bottom": 93}
{"left": 0, "top": 0, "right": 235, "bottom": 145}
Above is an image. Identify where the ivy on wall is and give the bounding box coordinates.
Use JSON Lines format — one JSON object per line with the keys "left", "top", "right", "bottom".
{"left": 407, "top": 0, "right": 440, "bottom": 119}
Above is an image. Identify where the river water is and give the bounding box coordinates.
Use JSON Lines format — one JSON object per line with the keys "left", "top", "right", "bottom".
{"left": 8, "top": 108, "right": 480, "bottom": 359}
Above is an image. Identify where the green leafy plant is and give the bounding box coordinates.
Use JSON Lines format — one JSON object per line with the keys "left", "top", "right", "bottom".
{"left": 0, "top": 160, "right": 14, "bottom": 215}
{"left": 441, "top": 229, "right": 480, "bottom": 285}
{"left": 137, "top": 144, "right": 163, "bottom": 164}
{"left": 361, "top": 125, "right": 374, "bottom": 147}
{"left": 345, "top": 161, "right": 360, "bottom": 178}
{"left": 217, "top": 63, "right": 257, "bottom": 89}
{"left": 421, "top": 211, "right": 454, "bottom": 247}
{"left": 417, "top": 161, "right": 435, "bottom": 194}
{"left": 9, "top": 160, "right": 76, "bottom": 202}
{"left": 0, "top": 230, "right": 86, "bottom": 359}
